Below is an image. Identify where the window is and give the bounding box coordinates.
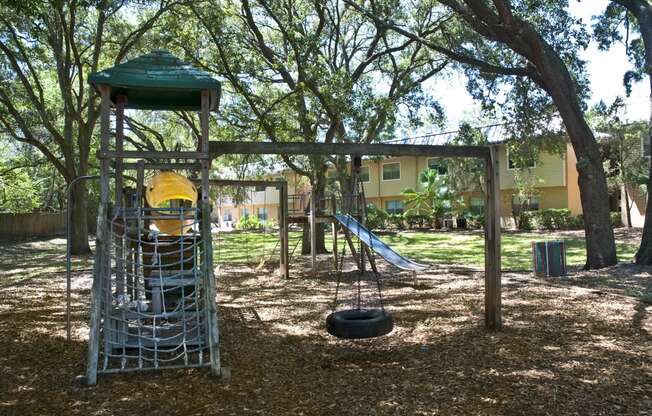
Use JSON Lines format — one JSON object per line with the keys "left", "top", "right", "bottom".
{"left": 382, "top": 162, "right": 400, "bottom": 181}
{"left": 643, "top": 136, "right": 651, "bottom": 158}
{"left": 359, "top": 166, "right": 370, "bottom": 182}
{"left": 385, "top": 200, "right": 404, "bottom": 215}
{"left": 470, "top": 197, "right": 484, "bottom": 215}
{"left": 242, "top": 208, "right": 250, "bottom": 218}
{"left": 427, "top": 158, "right": 448, "bottom": 175}
{"left": 512, "top": 195, "right": 540, "bottom": 211}
{"left": 223, "top": 210, "right": 232, "bottom": 222}
{"left": 507, "top": 149, "right": 536, "bottom": 170}
{"left": 257, "top": 207, "right": 268, "bottom": 221}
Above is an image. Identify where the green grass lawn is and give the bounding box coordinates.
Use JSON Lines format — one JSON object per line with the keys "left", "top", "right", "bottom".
{"left": 213, "top": 229, "right": 638, "bottom": 270}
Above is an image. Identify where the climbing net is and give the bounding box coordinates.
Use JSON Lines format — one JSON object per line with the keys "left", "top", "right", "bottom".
{"left": 97, "top": 206, "right": 211, "bottom": 373}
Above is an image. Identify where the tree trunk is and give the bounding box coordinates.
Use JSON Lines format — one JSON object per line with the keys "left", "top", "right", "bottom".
{"left": 70, "top": 180, "right": 92, "bottom": 255}
{"left": 301, "top": 181, "right": 328, "bottom": 255}
{"left": 621, "top": 0, "right": 652, "bottom": 264}
{"left": 532, "top": 42, "right": 617, "bottom": 269}
{"left": 635, "top": 78, "right": 652, "bottom": 264}
{"left": 624, "top": 186, "right": 633, "bottom": 228}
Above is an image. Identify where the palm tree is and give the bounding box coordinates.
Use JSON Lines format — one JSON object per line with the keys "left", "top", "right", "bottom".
{"left": 402, "top": 169, "right": 452, "bottom": 229}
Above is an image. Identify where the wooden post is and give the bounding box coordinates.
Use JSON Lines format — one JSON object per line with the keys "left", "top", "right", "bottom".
{"left": 86, "top": 84, "right": 111, "bottom": 385}
{"left": 201, "top": 202, "right": 221, "bottom": 376}
{"left": 135, "top": 160, "right": 145, "bottom": 300}
{"left": 200, "top": 90, "right": 211, "bottom": 203}
{"left": 278, "top": 182, "right": 290, "bottom": 279}
{"left": 351, "top": 156, "right": 365, "bottom": 274}
{"left": 331, "top": 194, "right": 338, "bottom": 269}
{"left": 484, "top": 146, "right": 502, "bottom": 330}
{"left": 115, "top": 95, "right": 126, "bottom": 296}
{"left": 310, "top": 188, "right": 317, "bottom": 277}
{"left": 332, "top": 222, "right": 338, "bottom": 269}
{"left": 200, "top": 89, "right": 221, "bottom": 376}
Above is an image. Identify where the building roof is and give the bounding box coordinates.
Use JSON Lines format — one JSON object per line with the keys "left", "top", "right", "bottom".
{"left": 383, "top": 123, "right": 510, "bottom": 146}
{"left": 384, "top": 121, "right": 566, "bottom": 146}
{"left": 88, "top": 49, "right": 220, "bottom": 111}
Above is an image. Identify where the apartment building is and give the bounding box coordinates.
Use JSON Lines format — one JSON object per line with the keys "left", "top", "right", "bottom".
{"left": 214, "top": 130, "right": 649, "bottom": 229}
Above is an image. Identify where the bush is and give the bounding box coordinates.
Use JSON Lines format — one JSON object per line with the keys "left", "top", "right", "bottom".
{"left": 365, "top": 204, "right": 389, "bottom": 230}
{"left": 570, "top": 214, "right": 584, "bottom": 229}
{"left": 610, "top": 211, "right": 622, "bottom": 227}
{"left": 405, "top": 212, "right": 430, "bottom": 229}
{"left": 236, "top": 215, "right": 262, "bottom": 230}
{"left": 465, "top": 213, "right": 485, "bottom": 229}
{"left": 539, "top": 208, "right": 573, "bottom": 230}
{"left": 518, "top": 211, "right": 535, "bottom": 231}
{"left": 518, "top": 209, "right": 580, "bottom": 231}
{"left": 388, "top": 213, "right": 405, "bottom": 230}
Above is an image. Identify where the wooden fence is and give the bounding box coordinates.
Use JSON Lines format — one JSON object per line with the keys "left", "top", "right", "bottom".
{"left": 0, "top": 212, "right": 97, "bottom": 241}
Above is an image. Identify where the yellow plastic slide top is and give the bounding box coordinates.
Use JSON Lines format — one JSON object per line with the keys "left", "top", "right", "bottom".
{"left": 145, "top": 171, "right": 198, "bottom": 235}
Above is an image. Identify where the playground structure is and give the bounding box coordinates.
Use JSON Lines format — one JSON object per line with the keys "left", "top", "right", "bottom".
{"left": 84, "top": 50, "right": 501, "bottom": 385}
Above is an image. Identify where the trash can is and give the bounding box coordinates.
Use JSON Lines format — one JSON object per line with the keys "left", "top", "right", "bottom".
{"left": 532, "top": 241, "right": 567, "bottom": 277}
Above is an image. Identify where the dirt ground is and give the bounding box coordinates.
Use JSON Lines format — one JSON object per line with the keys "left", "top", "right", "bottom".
{"left": 0, "top": 237, "right": 651, "bottom": 415}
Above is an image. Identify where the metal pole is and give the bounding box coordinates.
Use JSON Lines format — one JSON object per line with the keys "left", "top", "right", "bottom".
{"left": 66, "top": 175, "right": 101, "bottom": 342}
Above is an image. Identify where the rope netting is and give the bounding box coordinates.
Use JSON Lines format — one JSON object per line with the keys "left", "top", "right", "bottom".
{"left": 97, "top": 206, "right": 211, "bottom": 373}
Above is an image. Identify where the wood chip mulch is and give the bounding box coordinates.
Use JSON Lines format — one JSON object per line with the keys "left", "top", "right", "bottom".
{"left": 0, "top": 246, "right": 650, "bottom": 415}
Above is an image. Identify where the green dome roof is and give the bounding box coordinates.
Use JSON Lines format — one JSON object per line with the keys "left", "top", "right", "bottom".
{"left": 89, "top": 50, "right": 220, "bottom": 111}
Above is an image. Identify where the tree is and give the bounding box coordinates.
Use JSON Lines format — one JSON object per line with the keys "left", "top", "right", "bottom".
{"left": 590, "top": 99, "right": 649, "bottom": 228}
{"left": 346, "top": 0, "right": 618, "bottom": 269}
{"left": 402, "top": 169, "right": 452, "bottom": 228}
{"left": 185, "top": 0, "right": 448, "bottom": 254}
{"left": 0, "top": 136, "right": 68, "bottom": 213}
{"left": 446, "top": 122, "right": 488, "bottom": 191}
{"left": 595, "top": 0, "right": 652, "bottom": 263}
{"left": 0, "top": 0, "right": 180, "bottom": 253}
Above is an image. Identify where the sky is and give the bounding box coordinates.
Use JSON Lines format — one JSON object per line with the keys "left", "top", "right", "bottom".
{"left": 415, "top": 0, "right": 650, "bottom": 133}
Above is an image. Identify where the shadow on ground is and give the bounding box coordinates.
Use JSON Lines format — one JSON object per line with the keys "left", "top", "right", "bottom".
{"left": 0, "top": 242, "right": 650, "bottom": 415}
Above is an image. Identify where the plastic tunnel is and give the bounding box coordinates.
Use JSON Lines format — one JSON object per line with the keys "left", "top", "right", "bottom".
{"left": 145, "top": 171, "right": 198, "bottom": 235}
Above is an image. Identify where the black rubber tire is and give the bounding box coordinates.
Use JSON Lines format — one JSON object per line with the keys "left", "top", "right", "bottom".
{"left": 326, "top": 308, "right": 393, "bottom": 339}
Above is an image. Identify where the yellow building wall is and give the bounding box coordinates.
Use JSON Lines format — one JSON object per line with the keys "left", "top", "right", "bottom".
{"left": 496, "top": 143, "right": 566, "bottom": 190}
{"left": 565, "top": 142, "right": 583, "bottom": 215}
{"left": 463, "top": 186, "right": 570, "bottom": 228}
{"left": 362, "top": 156, "right": 420, "bottom": 198}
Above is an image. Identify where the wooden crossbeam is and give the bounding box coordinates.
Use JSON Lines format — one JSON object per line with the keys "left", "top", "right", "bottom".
{"left": 209, "top": 141, "right": 489, "bottom": 159}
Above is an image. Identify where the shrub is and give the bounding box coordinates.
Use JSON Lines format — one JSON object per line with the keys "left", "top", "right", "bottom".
{"left": 570, "top": 214, "right": 584, "bottom": 229}
{"left": 610, "top": 211, "right": 622, "bottom": 227}
{"left": 539, "top": 208, "right": 573, "bottom": 230}
{"left": 465, "top": 213, "right": 485, "bottom": 229}
{"left": 405, "top": 212, "right": 429, "bottom": 229}
{"left": 518, "top": 209, "right": 579, "bottom": 231}
{"left": 365, "top": 204, "right": 389, "bottom": 230}
{"left": 388, "top": 213, "right": 405, "bottom": 230}
{"left": 518, "top": 211, "right": 536, "bottom": 231}
{"left": 236, "top": 215, "right": 262, "bottom": 230}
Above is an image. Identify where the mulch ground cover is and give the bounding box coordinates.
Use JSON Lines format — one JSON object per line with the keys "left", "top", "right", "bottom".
{"left": 0, "top": 237, "right": 650, "bottom": 415}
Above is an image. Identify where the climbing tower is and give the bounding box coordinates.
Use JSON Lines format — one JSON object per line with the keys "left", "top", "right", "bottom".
{"left": 85, "top": 50, "right": 221, "bottom": 384}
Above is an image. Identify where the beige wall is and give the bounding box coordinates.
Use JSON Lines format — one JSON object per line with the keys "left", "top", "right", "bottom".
{"left": 496, "top": 143, "right": 566, "bottom": 190}
{"left": 362, "top": 156, "right": 420, "bottom": 198}
{"left": 622, "top": 186, "right": 647, "bottom": 227}
{"left": 217, "top": 203, "right": 280, "bottom": 226}
{"left": 463, "top": 185, "right": 570, "bottom": 228}
{"left": 565, "top": 142, "right": 582, "bottom": 215}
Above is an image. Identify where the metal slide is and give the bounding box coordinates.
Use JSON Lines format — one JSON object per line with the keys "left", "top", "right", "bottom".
{"left": 334, "top": 214, "right": 429, "bottom": 271}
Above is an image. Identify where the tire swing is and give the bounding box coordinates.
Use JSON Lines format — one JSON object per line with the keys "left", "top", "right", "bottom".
{"left": 326, "top": 158, "right": 393, "bottom": 340}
